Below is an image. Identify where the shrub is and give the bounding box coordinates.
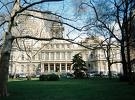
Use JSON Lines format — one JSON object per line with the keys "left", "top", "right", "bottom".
{"left": 39, "top": 74, "right": 59, "bottom": 81}
{"left": 118, "top": 74, "right": 129, "bottom": 82}
{"left": 39, "top": 75, "right": 48, "bottom": 81}
{"left": 131, "top": 72, "right": 135, "bottom": 82}
{"left": 48, "top": 74, "right": 60, "bottom": 81}
{"left": 119, "top": 73, "right": 135, "bottom": 82}
{"left": 74, "top": 70, "right": 86, "bottom": 79}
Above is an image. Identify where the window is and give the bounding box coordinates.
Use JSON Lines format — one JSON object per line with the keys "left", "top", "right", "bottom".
{"left": 91, "top": 53, "right": 95, "bottom": 59}
{"left": 67, "top": 44, "right": 70, "bottom": 48}
{"left": 44, "top": 64, "right": 48, "bottom": 71}
{"left": 21, "top": 65, "right": 24, "bottom": 73}
{"left": 50, "top": 44, "right": 53, "bottom": 49}
{"left": 61, "top": 64, "right": 65, "bottom": 70}
{"left": 38, "top": 53, "right": 41, "bottom": 60}
{"left": 45, "top": 44, "right": 49, "bottom": 49}
{"left": 45, "top": 52, "right": 49, "bottom": 60}
{"left": 50, "top": 66, "right": 54, "bottom": 70}
{"left": 67, "top": 66, "right": 70, "bottom": 70}
{"left": 32, "top": 55, "right": 35, "bottom": 60}
{"left": 41, "top": 52, "right": 45, "bottom": 60}
{"left": 50, "top": 52, "right": 54, "bottom": 60}
{"left": 56, "top": 52, "right": 60, "bottom": 60}
{"left": 55, "top": 44, "right": 59, "bottom": 48}
{"left": 67, "top": 52, "right": 71, "bottom": 60}
{"left": 61, "top": 44, "right": 65, "bottom": 48}
{"left": 61, "top": 52, "right": 65, "bottom": 60}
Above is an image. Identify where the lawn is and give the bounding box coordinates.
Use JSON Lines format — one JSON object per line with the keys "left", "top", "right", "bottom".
{"left": 1, "top": 78, "right": 135, "bottom": 100}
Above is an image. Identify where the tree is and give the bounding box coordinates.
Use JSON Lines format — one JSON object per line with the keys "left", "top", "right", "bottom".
{"left": 0, "top": 0, "right": 94, "bottom": 96}
{"left": 72, "top": 0, "right": 135, "bottom": 81}
{"left": 72, "top": 53, "right": 87, "bottom": 78}
{"left": 92, "top": 29, "right": 121, "bottom": 79}
{"left": 0, "top": 0, "right": 66, "bottom": 96}
{"left": 99, "top": 36, "right": 121, "bottom": 79}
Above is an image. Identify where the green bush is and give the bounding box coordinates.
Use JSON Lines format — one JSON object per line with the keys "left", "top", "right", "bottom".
{"left": 119, "top": 74, "right": 129, "bottom": 82}
{"left": 39, "top": 74, "right": 60, "bottom": 81}
{"left": 118, "top": 73, "right": 135, "bottom": 82}
{"left": 74, "top": 70, "right": 86, "bottom": 79}
{"left": 39, "top": 75, "right": 48, "bottom": 81}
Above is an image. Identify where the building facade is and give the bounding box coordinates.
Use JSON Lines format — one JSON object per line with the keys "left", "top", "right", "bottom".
{"left": 9, "top": 11, "right": 122, "bottom": 76}
{"left": 9, "top": 38, "right": 122, "bottom": 76}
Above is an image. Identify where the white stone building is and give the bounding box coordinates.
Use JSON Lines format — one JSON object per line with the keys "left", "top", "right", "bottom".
{"left": 9, "top": 11, "right": 122, "bottom": 76}
{"left": 9, "top": 38, "right": 122, "bottom": 75}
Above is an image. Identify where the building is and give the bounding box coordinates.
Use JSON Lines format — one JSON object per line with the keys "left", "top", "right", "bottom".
{"left": 9, "top": 11, "right": 122, "bottom": 76}
{"left": 129, "top": 10, "right": 135, "bottom": 72}
{"left": 81, "top": 37, "right": 122, "bottom": 75}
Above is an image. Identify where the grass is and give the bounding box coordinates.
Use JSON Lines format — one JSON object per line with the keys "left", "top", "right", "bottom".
{"left": 1, "top": 78, "right": 135, "bottom": 100}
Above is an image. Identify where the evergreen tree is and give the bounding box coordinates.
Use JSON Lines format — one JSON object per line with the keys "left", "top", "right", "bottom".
{"left": 72, "top": 53, "right": 87, "bottom": 78}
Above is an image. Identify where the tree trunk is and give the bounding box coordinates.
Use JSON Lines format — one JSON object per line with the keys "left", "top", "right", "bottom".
{"left": 120, "top": 41, "right": 128, "bottom": 80}
{"left": 106, "top": 44, "right": 112, "bottom": 79}
{"left": 106, "top": 48, "right": 112, "bottom": 79}
{"left": 108, "top": 61, "right": 112, "bottom": 79}
{"left": 0, "top": 53, "right": 10, "bottom": 96}
{"left": 0, "top": 32, "right": 13, "bottom": 96}
{"left": 126, "top": 39, "right": 133, "bottom": 84}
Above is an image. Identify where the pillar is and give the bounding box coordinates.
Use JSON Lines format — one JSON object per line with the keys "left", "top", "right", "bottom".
{"left": 41, "top": 63, "right": 44, "bottom": 73}
{"left": 48, "top": 52, "right": 50, "bottom": 61}
{"left": 60, "top": 63, "right": 61, "bottom": 72}
{"left": 65, "top": 63, "right": 67, "bottom": 72}
{"left": 48, "top": 63, "right": 50, "bottom": 73}
{"left": 54, "top": 52, "right": 56, "bottom": 60}
{"left": 54, "top": 63, "right": 56, "bottom": 72}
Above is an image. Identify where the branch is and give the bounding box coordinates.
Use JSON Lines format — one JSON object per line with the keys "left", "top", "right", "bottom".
{"left": 0, "top": 1, "right": 14, "bottom": 11}
{"left": 26, "top": 9, "right": 74, "bottom": 21}
{"left": 81, "top": 1, "right": 121, "bottom": 42}
{"left": 91, "top": 3, "right": 120, "bottom": 42}
{"left": 19, "top": 13, "right": 82, "bottom": 31}
{"left": 0, "top": 21, "right": 8, "bottom": 27}
{"left": 15, "top": 38, "right": 23, "bottom": 50}
{"left": 22, "top": 39, "right": 31, "bottom": 59}
{"left": 12, "top": 0, "right": 63, "bottom": 18}
{"left": 14, "top": 35, "right": 93, "bottom": 50}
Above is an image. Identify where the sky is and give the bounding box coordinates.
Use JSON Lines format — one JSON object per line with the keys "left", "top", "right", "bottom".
{"left": 40, "top": 0, "right": 88, "bottom": 41}
{"left": 33, "top": 0, "right": 89, "bottom": 41}
{"left": 0, "top": 0, "right": 89, "bottom": 41}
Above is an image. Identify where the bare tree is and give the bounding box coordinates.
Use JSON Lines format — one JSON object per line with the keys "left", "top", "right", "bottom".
{"left": 0, "top": 0, "right": 70, "bottom": 96}
{"left": 99, "top": 35, "right": 121, "bottom": 79}
{"left": 0, "top": 0, "right": 96, "bottom": 96}
{"left": 72, "top": 0, "right": 135, "bottom": 81}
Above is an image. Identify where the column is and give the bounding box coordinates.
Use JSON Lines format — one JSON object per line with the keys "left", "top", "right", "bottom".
{"left": 70, "top": 64, "right": 72, "bottom": 72}
{"left": 65, "top": 52, "right": 67, "bottom": 60}
{"left": 60, "top": 52, "right": 62, "bottom": 59}
{"left": 49, "top": 52, "right": 51, "bottom": 61}
{"left": 40, "top": 63, "right": 44, "bottom": 73}
{"left": 54, "top": 52, "right": 56, "bottom": 60}
{"left": 65, "top": 63, "right": 67, "bottom": 72}
{"left": 54, "top": 63, "right": 56, "bottom": 72}
{"left": 48, "top": 63, "right": 50, "bottom": 73}
{"left": 60, "top": 63, "right": 61, "bottom": 72}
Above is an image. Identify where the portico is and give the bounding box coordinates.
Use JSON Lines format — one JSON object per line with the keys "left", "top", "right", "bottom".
{"left": 41, "top": 62, "right": 72, "bottom": 74}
